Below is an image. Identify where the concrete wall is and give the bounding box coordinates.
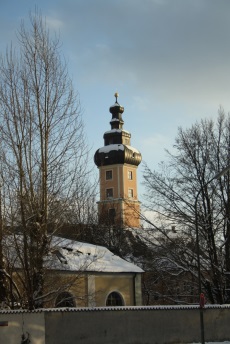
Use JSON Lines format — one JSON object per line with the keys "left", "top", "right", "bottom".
{"left": 1, "top": 305, "right": 230, "bottom": 344}
{"left": 0, "top": 311, "right": 45, "bottom": 344}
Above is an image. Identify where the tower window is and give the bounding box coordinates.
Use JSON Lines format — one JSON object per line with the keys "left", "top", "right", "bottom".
{"left": 106, "top": 188, "right": 113, "bottom": 198}
{"left": 128, "top": 189, "right": 134, "bottom": 198}
{"left": 128, "top": 171, "right": 133, "bottom": 180}
{"left": 108, "top": 208, "right": 116, "bottom": 224}
{"left": 106, "top": 170, "right": 113, "bottom": 180}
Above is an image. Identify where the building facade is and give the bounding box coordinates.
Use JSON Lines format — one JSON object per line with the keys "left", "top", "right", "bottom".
{"left": 45, "top": 239, "right": 143, "bottom": 308}
{"left": 94, "top": 93, "right": 142, "bottom": 228}
{"left": 9, "top": 236, "right": 143, "bottom": 308}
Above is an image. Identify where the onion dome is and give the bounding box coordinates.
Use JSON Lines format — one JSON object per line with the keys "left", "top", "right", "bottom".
{"left": 94, "top": 93, "right": 142, "bottom": 167}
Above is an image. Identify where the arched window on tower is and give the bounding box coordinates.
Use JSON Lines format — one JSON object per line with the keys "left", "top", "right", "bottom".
{"left": 106, "top": 292, "right": 124, "bottom": 306}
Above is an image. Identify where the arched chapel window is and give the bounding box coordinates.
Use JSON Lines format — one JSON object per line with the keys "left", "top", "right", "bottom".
{"left": 55, "top": 291, "right": 76, "bottom": 308}
{"left": 106, "top": 292, "right": 124, "bottom": 306}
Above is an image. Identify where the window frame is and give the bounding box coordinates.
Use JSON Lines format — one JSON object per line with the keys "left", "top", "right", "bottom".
{"left": 108, "top": 208, "right": 116, "bottom": 224}
{"left": 128, "top": 188, "right": 134, "bottom": 198}
{"left": 128, "top": 170, "right": 133, "bottom": 180}
{"left": 106, "top": 291, "right": 124, "bottom": 306}
{"left": 106, "top": 188, "right": 114, "bottom": 198}
{"left": 106, "top": 170, "right": 113, "bottom": 180}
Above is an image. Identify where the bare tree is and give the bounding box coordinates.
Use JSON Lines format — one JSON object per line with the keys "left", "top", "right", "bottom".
{"left": 142, "top": 109, "right": 230, "bottom": 304}
{"left": 0, "top": 11, "right": 96, "bottom": 309}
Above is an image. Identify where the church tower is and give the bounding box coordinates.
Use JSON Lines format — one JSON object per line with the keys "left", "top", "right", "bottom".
{"left": 94, "top": 93, "right": 142, "bottom": 228}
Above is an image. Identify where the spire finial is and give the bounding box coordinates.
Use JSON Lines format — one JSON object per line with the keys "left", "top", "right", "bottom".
{"left": 114, "top": 92, "right": 119, "bottom": 103}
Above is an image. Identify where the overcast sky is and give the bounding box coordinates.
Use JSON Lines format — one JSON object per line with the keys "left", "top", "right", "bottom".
{"left": 1, "top": 0, "right": 230, "bottom": 198}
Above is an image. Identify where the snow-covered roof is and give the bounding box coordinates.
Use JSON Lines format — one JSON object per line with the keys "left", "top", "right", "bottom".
{"left": 4, "top": 235, "right": 143, "bottom": 274}
{"left": 49, "top": 237, "right": 144, "bottom": 273}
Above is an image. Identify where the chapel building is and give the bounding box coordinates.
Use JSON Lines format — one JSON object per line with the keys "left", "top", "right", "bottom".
{"left": 94, "top": 93, "right": 142, "bottom": 228}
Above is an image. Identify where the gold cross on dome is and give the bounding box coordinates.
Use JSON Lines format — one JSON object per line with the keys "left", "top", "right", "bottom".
{"left": 114, "top": 92, "right": 119, "bottom": 103}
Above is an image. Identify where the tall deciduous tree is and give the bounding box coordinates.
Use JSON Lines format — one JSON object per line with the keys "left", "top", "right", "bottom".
{"left": 142, "top": 109, "right": 230, "bottom": 304}
{"left": 0, "top": 11, "right": 96, "bottom": 309}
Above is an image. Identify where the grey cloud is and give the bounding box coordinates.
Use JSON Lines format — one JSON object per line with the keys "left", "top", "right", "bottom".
{"left": 56, "top": 0, "right": 230, "bottom": 102}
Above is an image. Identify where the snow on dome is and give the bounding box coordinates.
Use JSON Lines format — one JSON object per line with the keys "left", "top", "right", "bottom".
{"left": 50, "top": 237, "right": 143, "bottom": 273}
{"left": 98, "top": 144, "right": 140, "bottom": 155}
{"left": 110, "top": 118, "right": 120, "bottom": 122}
{"left": 104, "top": 129, "right": 130, "bottom": 135}
{"left": 98, "top": 144, "right": 124, "bottom": 153}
